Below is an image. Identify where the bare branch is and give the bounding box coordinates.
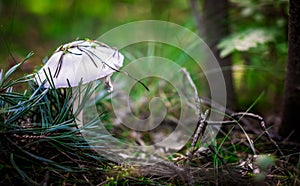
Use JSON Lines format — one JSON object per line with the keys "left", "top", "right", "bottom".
{"left": 231, "top": 112, "right": 284, "bottom": 156}
{"left": 182, "top": 68, "right": 202, "bottom": 115}
{"left": 181, "top": 68, "right": 209, "bottom": 161}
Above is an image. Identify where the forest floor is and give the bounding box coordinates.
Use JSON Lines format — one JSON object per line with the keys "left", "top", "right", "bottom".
{"left": 1, "top": 114, "right": 299, "bottom": 186}
{"left": 0, "top": 61, "right": 299, "bottom": 186}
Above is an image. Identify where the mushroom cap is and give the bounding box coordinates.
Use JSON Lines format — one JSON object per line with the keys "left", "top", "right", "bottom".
{"left": 35, "top": 40, "right": 124, "bottom": 88}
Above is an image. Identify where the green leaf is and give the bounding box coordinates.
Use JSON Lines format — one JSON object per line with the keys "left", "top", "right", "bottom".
{"left": 218, "top": 28, "right": 274, "bottom": 58}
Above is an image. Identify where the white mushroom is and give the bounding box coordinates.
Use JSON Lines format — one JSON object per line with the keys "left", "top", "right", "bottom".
{"left": 35, "top": 39, "right": 124, "bottom": 92}
{"left": 35, "top": 39, "right": 124, "bottom": 128}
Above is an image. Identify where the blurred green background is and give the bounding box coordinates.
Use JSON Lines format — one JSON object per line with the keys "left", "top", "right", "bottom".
{"left": 0, "top": 0, "right": 288, "bottom": 115}
{"left": 0, "top": 0, "right": 191, "bottom": 69}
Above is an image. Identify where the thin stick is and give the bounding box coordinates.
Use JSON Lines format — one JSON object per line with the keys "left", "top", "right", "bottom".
{"left": 182, "top": 68, "right": 202, "bottom": 115}
{"left": 231, "top": 112, "right": 284, "bottom": 156}
{"left": 188, "top": 111, "right": 209, "bottom": 160}
{"left": 200, "top": 96, "right": 256, "bottom": 133}
{"left": 181, "top": 68, "right": 208, "bottom": 161}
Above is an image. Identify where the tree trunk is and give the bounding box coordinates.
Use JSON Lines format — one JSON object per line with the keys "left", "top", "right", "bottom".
{"left": 279, "top": 0, "right": 300, "bottom": 142}
{"left": 192, "top": 0, "right": 237, "bottom": 109}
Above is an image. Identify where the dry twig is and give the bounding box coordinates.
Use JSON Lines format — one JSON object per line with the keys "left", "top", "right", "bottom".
{"left": 231, "top": 112, "right": 284, "bottom": 156}
{"left": 181, "top": 68, "right": 209, "bottom": 161}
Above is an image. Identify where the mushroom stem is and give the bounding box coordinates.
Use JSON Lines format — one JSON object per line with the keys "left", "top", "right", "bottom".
{"left": 73, "top": 87, "right": 84, "bottom": 128}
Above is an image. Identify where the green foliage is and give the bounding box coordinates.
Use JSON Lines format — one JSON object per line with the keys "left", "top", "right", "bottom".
{"left": 0, "top": 55, "right": 110, "bottom": 185}
{"left": 218, "top": 28, "right": 275, "bottom": 58}
{"left": 217, "top": 0, "right": 288, "bottom": 111}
